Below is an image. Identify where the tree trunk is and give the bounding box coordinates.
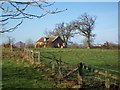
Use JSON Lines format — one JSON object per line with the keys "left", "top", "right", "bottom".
{"left": 65, "top": 42, "right": 67, "bottom": 48}
{"left": 86, "top": 36, "right": 90, "bottom": 49}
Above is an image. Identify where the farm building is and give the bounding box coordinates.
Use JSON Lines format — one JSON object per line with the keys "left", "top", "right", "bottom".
{"left": 3, "top": 43, "right": 15, "bottom": 48}
{"left": 14, "top": 41, "right": 25, "bottom": 48}
{"left": 35, "top": 36, "right": 65, "bottom": 48}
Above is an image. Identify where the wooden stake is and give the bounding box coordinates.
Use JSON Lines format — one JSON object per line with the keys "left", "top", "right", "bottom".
{"left": 77, "top": 62, "right": 83, "bottom": 88}
{"left": 22, "top": 48, "right": 26, "bottom": 62}
{"left": 28, "top": 50, "right": 30, "bottom": 61}
{"left": 105, "top": 71, "right": 110, "bottom": 89}
{"left": 38, "top": 52, "right": 40, "bottom": 64}
{"left": 77, "top": 72, "right": 82, "bottom": 88}
{"left": 31, "top": 50, "right": 34, "bottom": 64}
{"left": 51, "top": 56, "right": 55, "bottom": 75}
{"left": 56, "top": 56, "right": 63, "bottom": 80}
{"left": 58, "top": 56, "right": 63, "bottom": 79}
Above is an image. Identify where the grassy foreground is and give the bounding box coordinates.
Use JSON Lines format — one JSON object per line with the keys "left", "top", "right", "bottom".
{"left": 2, "top": 58, "right": 54, "bottom": 88}
{"left": 2, "top": 48, "right": 119, "bottom": 88}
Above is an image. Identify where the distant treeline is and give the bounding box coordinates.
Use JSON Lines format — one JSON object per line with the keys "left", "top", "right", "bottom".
{"left": 69, "top": 42, "right": 119, "bottom": 49}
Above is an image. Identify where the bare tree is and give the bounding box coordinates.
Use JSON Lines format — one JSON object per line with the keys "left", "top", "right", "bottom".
{"left": 44, "top": 22, "right": 75, "bottom": 47}
{"left": 25, "top": 38, "right": 34, "bottom": 48}
{"left": 54, "top": 22, "right": 66, "bottom": 45}
{"left": 65, "top": 22, "right": 77, "bottom": 46}
{"left": 0, "top": 0, "right": 67, "bottom": 33}
{"left": 75, "top": 13, "right": 96, "bottom": 49}
{"left": 6, "top": 36, "right": 15, "bottom": 45}
{"left": 43, "top": 29, "right": 54, "bottom": 37}
{"left": 3, "top": 36, "right": 15, "bottom": 51}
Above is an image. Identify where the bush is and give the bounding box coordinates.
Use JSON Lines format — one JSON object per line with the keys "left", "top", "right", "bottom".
{"left": 69, "top": 43, "right": 79, "bottom": 48}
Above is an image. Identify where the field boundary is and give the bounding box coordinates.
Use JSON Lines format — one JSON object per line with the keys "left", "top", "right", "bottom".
{"left": 22, "top": 48, "right": 120, "bottom": 89}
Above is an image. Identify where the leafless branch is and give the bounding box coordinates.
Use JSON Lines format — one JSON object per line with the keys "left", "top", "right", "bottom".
{"left": 0, "top": 20, "right": 23, "bottom": 33}
{"left": 0, "top": 0, "right": 67, "bottom": 33}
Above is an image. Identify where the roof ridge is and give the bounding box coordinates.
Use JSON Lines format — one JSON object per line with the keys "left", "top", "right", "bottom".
{"left": 52, "top": 36, "right": 59, "bottom": 42}
{"left": 37, "top": 36, "right": 60, "bottom": 42}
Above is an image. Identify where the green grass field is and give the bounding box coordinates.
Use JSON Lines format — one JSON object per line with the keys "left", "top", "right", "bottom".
{"left": 2, "top": 48, "right": 119, "bottom": 88}
{"left": 38, "top": 48, "right": 119, "bottom": 71}
{"left": 2, "top": 58, "right": 55, "bottom": 88}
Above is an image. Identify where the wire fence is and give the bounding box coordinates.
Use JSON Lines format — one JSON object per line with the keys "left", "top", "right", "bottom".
{"left": 22, "top": 48, "right": 120, "bottom": 89}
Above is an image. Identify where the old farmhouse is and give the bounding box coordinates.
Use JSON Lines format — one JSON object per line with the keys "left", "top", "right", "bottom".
{"left": 35, "top": 36, "right": 65, "bottom": 48}
{"left": 14, "top": 41, "right": 26, "bottom": 48}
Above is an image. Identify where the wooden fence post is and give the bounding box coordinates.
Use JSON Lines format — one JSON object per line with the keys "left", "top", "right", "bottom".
{"left": 77, "top": 62, "right": 83, "bottom": 88}
{"left": 26, "top": 49, "right": 28, "bottom": 59}
{"left": 105, "top": 71, "right": 110, "bottom": 89}
{"left": 29, "top": 50, "right": 31, "bottom": 62}
{"left": 56, "top": 56, "right": 63, "bottom": 81}
{"left": 31, "top": 50, "right": 34, "bottom": 64}
{"left": 26, "top": 49, "right": 29, "bottom": 61}
{"left": 38, "top": 51, "right": 40, "bottom": 65}
{"left": 22, "top": 48, "right": 26, "bottom": 62}
{"left": 58, "top": 56, "right": 63, "bottom": 80}
{"left": 31, "top": 50, "right": 33, "bottom": 62}
{"left": 51, "top": 56, "right": 55, "bottom": 75}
